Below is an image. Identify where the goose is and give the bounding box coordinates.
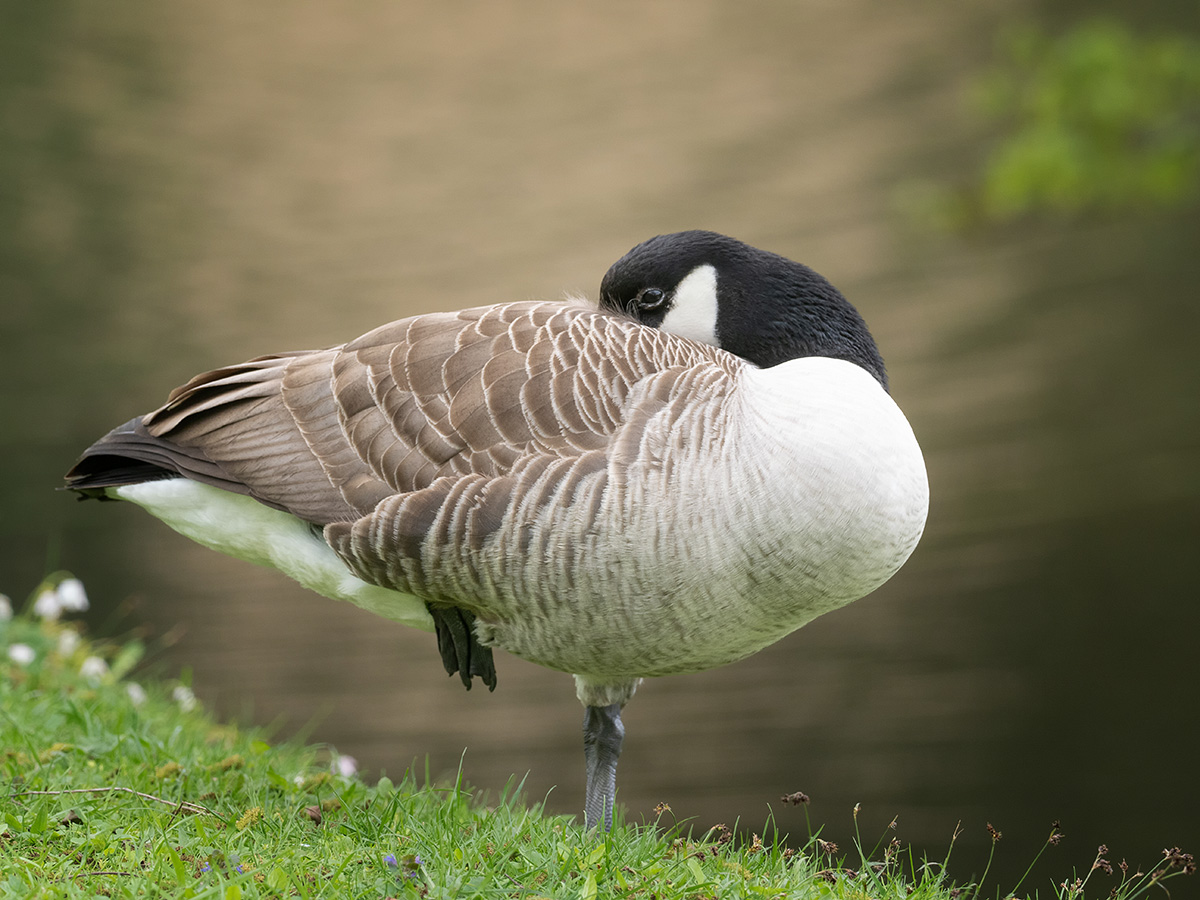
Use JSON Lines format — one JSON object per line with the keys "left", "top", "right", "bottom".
{"left": 65, "top": 230, "right": 929, "bottom": 830}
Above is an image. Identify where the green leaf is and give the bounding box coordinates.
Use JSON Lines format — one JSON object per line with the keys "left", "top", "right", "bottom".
{"left": 29, "top": 805, "right": 48, "bottom": 835}
{"left": 165, "top": 843, "right": 188, "bottom": 885}
{"left": 267, "top": 866, "right": 289, "bottom": 890}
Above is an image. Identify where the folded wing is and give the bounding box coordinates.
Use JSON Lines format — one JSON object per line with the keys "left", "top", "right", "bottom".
{"left": 67, "top": 299, "right": 738, "bottom": 536}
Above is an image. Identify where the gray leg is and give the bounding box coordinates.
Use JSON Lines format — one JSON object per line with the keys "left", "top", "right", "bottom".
{"left": 582, "top": 703, "right": 624, "bottom": 831}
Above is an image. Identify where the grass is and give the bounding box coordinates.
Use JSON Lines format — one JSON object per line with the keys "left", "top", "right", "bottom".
{"left": 1, "top": 578, "right": 1194, "bottom": 899}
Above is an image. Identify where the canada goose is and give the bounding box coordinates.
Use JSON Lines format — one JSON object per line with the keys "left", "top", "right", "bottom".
{"left": 65, "top": 230, "right": 928, "bottom": 830}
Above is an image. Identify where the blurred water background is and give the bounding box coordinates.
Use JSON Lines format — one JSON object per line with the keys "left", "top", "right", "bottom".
{"left": 3, "top": 0, "right": 1198, "bottom": 889}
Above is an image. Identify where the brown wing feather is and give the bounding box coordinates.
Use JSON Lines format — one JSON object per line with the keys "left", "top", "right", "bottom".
{"left": 67, "top": 300, "right": 739, "bottom": 541}
{"left": 321, "top": 304, "right": 742, "bottom": 602}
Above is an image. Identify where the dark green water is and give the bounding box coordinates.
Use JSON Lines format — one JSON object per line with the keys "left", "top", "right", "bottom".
{"left": 3, "top": 2, "right": 1197, "bottom": 890}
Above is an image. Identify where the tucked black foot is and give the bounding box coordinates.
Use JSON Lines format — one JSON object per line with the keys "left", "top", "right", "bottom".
{"left": 428, "top": 604, "right": 497, "bottom": 691}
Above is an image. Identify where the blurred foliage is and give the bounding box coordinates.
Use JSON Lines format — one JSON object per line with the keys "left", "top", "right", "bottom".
{"left": 975, "top": 19, "right": 1200, "bottom": 220}
{"left": 904, "top": 18, "right": 1200, "bottom": 228}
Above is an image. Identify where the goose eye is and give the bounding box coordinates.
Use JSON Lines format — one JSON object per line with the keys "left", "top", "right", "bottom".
{"left": 635, "top": 288, "right": 667, "bottom": 312}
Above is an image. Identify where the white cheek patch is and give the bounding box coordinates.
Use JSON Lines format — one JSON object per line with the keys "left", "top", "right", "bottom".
{"left": 660, "top": 264, "right": 719, "bottom": 347}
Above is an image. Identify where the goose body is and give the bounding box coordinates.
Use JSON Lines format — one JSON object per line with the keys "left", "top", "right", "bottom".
{"left": 66, "top": 231, "right": 929, "bottom": 827}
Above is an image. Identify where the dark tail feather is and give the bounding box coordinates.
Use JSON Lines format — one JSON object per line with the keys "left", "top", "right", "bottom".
{"left": 63, "top": 417, "right": 254, "bottom": 499}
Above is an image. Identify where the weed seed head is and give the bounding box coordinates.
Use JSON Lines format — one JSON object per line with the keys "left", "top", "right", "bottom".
{"left": 1163, "top": 847, "right": 1196, "bottom": 875}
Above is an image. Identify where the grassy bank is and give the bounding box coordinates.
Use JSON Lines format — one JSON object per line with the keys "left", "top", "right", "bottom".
{"left": 1, "top": 580, "right": 1192, "bottom": 899}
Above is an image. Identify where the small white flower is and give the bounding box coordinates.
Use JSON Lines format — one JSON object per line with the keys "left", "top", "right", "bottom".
{"left": 7, "top": 643, "right": 36, "bottom": 666}
{"left": 172, "top": 685, "right": 197, "bottom": 712}
{"left": 126, "top": 682, "right": 148, "bottom": 706}
{"left": 79, "top": 656, "right": 109, "bottom": 683}
{"left": 0, "top": 594, "right": 12, "bottom": 621}
{"left": 55, "top": 578, "right": 89, "bottom": 613}
{"left": 333, "top": 754, "right": 358, "bottom": 777}
{"left": 33, "top": 588, "right": 61, "bottom": 621}
{"left": 57, "top": 630, "right": 81, "bottom": 657}
{"left": 293, "top": 774, "right": 306, "bottom": 787}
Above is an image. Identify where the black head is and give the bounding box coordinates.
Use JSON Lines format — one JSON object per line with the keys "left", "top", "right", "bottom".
{"left": 598, "top": 230, "right": 888, "bottom": 390}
